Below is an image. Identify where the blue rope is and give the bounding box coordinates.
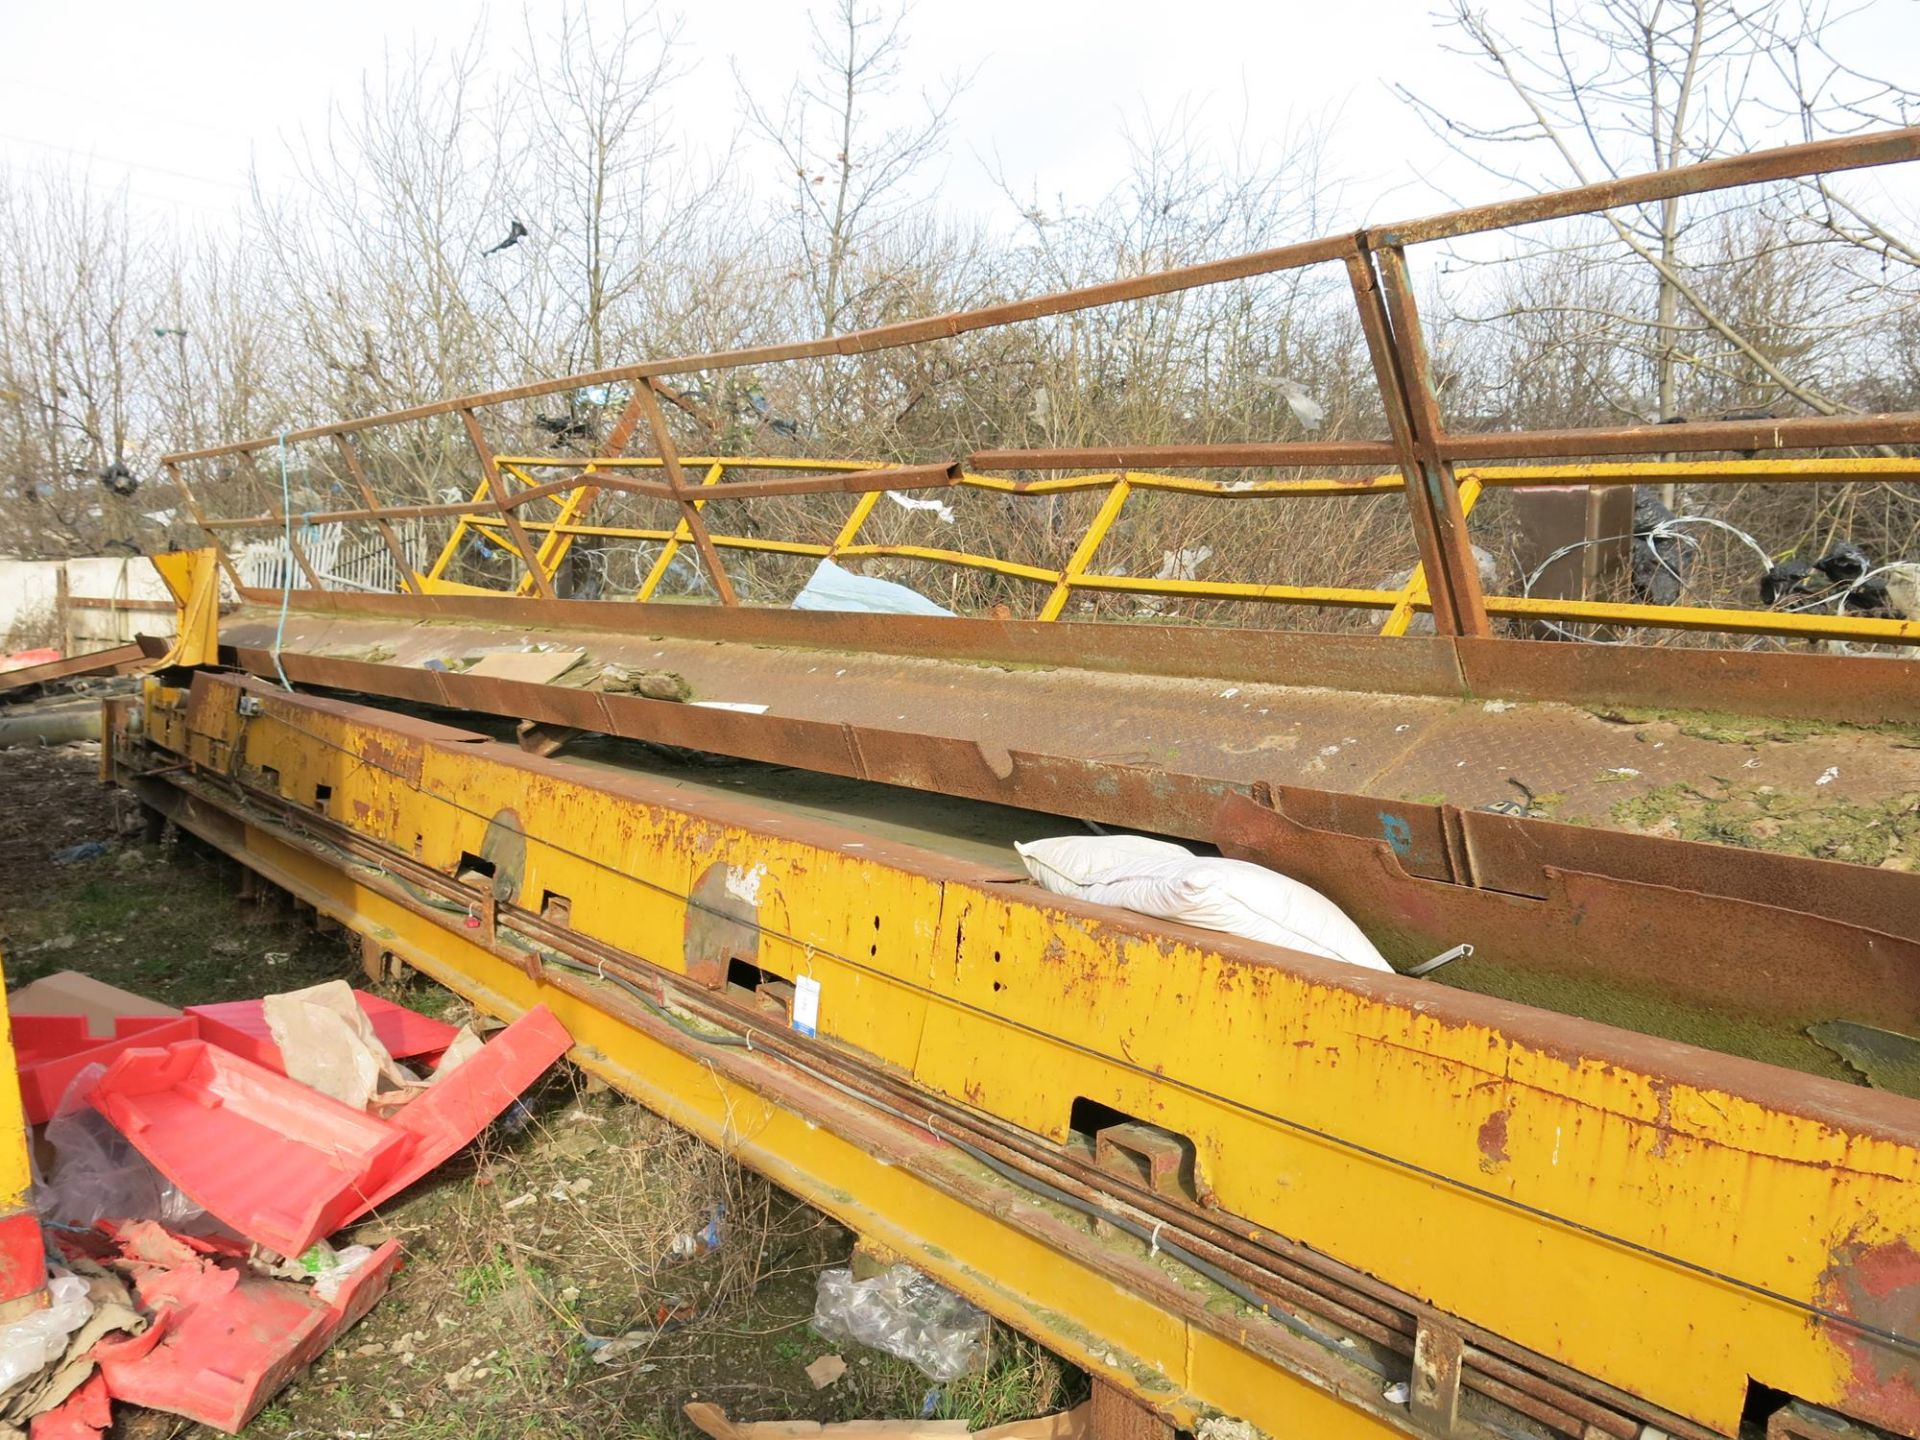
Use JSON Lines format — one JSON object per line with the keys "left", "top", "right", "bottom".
{"left": 270, "top": 431, "right": 294, "bottom": 690}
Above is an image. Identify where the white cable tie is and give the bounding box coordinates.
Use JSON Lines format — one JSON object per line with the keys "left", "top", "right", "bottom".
{"left": 1149, "top": 1220, "right": 1165, "bottom": 1257}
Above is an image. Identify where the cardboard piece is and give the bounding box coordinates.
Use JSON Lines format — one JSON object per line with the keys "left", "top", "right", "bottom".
{"left": 804, "top": 1354, "right": 846, "bottom": 1389}
{"left": 464, "top": 650, "right": 586, "bottom": 684}
{"left": 974, "top": 1408, "right": 1088, "bottom": 1440}
{"left": 259, "top": 981, "right": 419, "bottom": 1110}
{"left": 0, "top": 1271, "right": 143, "bottom": 1427}
{"left": 683, "top": 1403, "right": 1088, "bottom": 1440}
{"left": 186, "top": 990, "right": 455, "bottom": 1077}
{"left": 7, "top": 976, "right": 178, "bottom": 1037}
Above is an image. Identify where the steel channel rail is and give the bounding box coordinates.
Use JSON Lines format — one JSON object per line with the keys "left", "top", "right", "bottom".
{"left": 134, "top": 750, "right": 1721, "bottom": 1440}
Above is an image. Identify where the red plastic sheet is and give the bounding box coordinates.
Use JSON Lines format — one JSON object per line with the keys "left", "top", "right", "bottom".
{"left": 28, "top": 1372, "right": 110, "bottom": 1440}
{"left": 91, "top": 1229, "right": 400, "bottom": 1434}
{"left": 12, "top": 1015, "right": 199, "bottom": 1126}
{"left": 186, "top": 991, "right": 457, "bottom": 1073}
{"left": 91, "top": 1006, "right": 571, "bottom": 1257}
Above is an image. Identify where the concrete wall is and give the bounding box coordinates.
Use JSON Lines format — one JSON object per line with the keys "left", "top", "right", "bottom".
{"left": 0, "top": 556, "right": 177, "bottom": 655}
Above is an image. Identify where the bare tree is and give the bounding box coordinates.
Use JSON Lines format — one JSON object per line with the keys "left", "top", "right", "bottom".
{"left": 738, "top": 0, "right": 966, "bottom": 338}
{"left": 1398, "top": 0, "right": 1869, "bottom": 426}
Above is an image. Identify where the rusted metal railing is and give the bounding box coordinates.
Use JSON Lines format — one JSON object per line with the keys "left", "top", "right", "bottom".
{"left": 160, "top": 126, "right": 1920, "bottom": 649}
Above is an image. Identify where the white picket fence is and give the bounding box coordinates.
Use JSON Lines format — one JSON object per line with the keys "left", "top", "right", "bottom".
{"left": 235, "top": 520, "right": 431, "bottom": 593}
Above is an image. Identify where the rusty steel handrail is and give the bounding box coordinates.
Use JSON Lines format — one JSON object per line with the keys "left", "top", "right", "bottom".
{"left": 159, "top": 126, "right": 1920, "bottom": 467}
{"left": 162, "top": 125, "right": 1920, "bottom": 647}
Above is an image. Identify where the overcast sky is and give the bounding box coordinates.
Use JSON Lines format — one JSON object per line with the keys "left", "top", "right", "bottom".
{"left": 2, "top": 0, "right": 1916, "bottom": 238}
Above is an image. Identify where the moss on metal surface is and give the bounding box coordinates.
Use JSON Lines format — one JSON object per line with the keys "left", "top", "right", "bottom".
{"left": 1610, "top": 782, "right": 1920, "bottom": 867}
{"left": 1434, "top": 958, "right": 1861, "bottom": 1083}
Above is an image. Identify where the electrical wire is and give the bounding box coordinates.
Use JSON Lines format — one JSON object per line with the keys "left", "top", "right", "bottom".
{"left": 1516, "top": 514, "right": 1774, "bottom": 645}
{"left": 200, "top": 695, "right": 1920, "bottom": 1358}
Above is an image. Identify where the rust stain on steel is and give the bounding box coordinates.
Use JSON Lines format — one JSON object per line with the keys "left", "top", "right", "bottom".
{"left": 479, "top": 808, "right": 528, "bottom": 904}
{"left": 1442, "top": 411, "right": 1920, "bottom": 462}
{"left": 1212, "top": 788, "right": 1920, "bottom": 1053}
{"left": 965, "top": 441, "right": 1399, "bottom": 470}
{"left": 1817, "top": 1236, "right": 1920, "bottom": 1435}
{"left": 1478, "top": 1110, "right": 1511, "bottom": 1170}
{"left": 123, "top": 710, "right": 1920, "bottom": 1440}
{"left": 0, "top": 643, "right": 145, "bottom": 693}
{"left": 205, "top": 643, "right": 1920, "bottom": 1057}
{"left": 683, "top": 862, "right": 759, "bottom": 988}
{"left": 214, "top": 607, "right": 1920, "bottom": 828}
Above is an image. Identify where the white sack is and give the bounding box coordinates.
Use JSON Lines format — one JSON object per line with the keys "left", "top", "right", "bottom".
{"left": 793, "top": 558, "right": 954, "bottom": 617}
{"left": 1015, "top": 835, "right": 1391, "bottom": 972}
{"left": 1014, "top": 834, "right": 1191, "bottom": 895}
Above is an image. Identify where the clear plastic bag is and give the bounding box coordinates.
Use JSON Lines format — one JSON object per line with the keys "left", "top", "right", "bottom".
{"left": 36, "top": 1064, "right": 205, "bottom": 1231}
{"left": 0, "top": 1273, "right": 91, "bottom": 1394}
{"left": 811, "top": 1264, "right": 988, "bottom": 1381}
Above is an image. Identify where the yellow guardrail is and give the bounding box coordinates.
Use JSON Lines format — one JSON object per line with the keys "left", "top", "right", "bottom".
{"left": 420, "top": 454, "right": 1920, "bottom": 644}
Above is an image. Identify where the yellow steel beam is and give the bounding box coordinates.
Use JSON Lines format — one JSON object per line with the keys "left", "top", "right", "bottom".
{"left": 1477, "top": 593, "right": 1920, "bottom": 644}
{"left": 636, "top": 461, "right": 725, "bottom": 602}
{"left": 0, "top": 944, "right": 45, "bottom": 1320}
{"left": 827, "top": 490, "right": 884, "bottom": 553}
{"left": 150, "top": 547, "right": 222, "bottom": 668}
{"left": 140, "top": 673, "right": 1920, "bottom": 1440}
{"left": 1380, "top": 477, "right": 1483, "bottom": 636}
{"left": 126, "top": 711, "right": 1404, "bottom": 1440}
{"left": 467, "top": 515, "right": 834, "bottom": 560}
{"left": 150, "top": 822, "right": 1401, "bottom": 1440}
{"left": 1072, "top": 573, "right": 1406, "bottom": 609}
{"left": 1461, "top": 457, "right": 1920, "bottom": 487}
{"left": 421, "top": 454, "right": 1920, "bottom": 642}
{"left": 832, "top": 543, "right": 1059, "bottom": 585}
{"left": 1038, "top": 474, "right": 1129, "bottom": 621}
{"left": 423, "top": 478, "right": 493, "bottom": 585}
{"left": 502, "top": 461, "right": 595, "bottom": 599}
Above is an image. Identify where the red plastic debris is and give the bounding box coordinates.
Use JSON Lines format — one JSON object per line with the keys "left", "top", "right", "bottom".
{"left": 29, "top": 1371, "right": 111, "bottom": 1440}
{"left": 92, "top": 1006, "right": 571, "bottom": 1257}
{"left": 0, "top": 648, "right": 61, "bottom": 673}
{"left": 12, "top": 1014, "right": 199, "bottom": 1125}
{"left": 92, "top": 1233, "right": 400, "bottom": 1434}
{"left": 186, "top": 991, "right": 457, "bottom": 1073}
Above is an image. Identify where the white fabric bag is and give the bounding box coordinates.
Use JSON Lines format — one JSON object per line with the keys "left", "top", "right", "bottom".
{"left": 1015, "top": 834, "right": 1392, "bottom": 973}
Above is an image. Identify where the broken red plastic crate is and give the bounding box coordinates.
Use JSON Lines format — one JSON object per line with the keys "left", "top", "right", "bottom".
{"left": 185, "top": 990, "right": 458, "bottom": 1073}
{"left": 12, "top": 1014, "right": 200, "bottom": 1125}
{"left": 92, "top": 1238, "right": 400, "bottom": 1434}
{"left": 90, "top": 1006, "right": 571, "bottom": 1257}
